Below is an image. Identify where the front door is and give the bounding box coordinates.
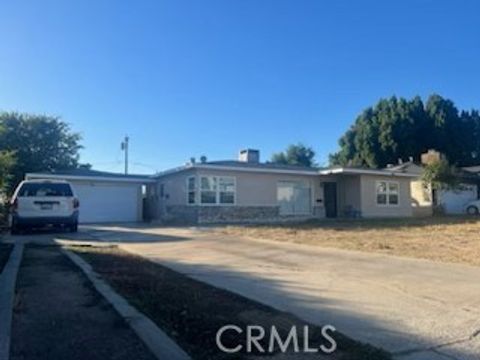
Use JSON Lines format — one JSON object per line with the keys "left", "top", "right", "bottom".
{"left": 323, "top": 182, "right": 337, "bottom": 218}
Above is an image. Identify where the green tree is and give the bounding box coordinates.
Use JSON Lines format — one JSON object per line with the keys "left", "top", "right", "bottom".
{"left": 0, "top": 112, "right": 83, "bottom": 194}
{"left": 421, "top": 158, "right": 460, "bottom": 191}
{"left": 330, "top": 94, "right": 480, "bottom": 168}
{"left": 0, "top": 151, "right": 15, "bottom": 192}
{"left": 271, "top": 143, "right": 316, "bottom": 167}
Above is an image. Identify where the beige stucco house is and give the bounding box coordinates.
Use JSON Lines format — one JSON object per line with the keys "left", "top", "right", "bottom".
{"left": 28, "top": 149, "right": 480, "bottom": 224}
{"left": 145, "top": 149, "right": 419, "bottom": 224}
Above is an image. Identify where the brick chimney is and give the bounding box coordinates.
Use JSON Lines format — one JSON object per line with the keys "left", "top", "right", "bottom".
{"left": 238, "top": 149, "right": 260, "bottom": 163}
{"left": 421, "top": 149, "right": 444, "bottom": 165}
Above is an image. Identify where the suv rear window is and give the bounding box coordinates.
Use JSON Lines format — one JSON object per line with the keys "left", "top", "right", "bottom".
{"left": 18, "top": 183, "right": 73, "bottom": 197}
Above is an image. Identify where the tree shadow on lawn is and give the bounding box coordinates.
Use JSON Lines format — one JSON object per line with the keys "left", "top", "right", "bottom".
{"left": 72, "top": 246, "right": 478, "bottom": 360}
{"left": 70, "top": 225, "right": 193, "bottom": 244}
{"left": 154, "top": 260, "right": 478, "bottom": 360}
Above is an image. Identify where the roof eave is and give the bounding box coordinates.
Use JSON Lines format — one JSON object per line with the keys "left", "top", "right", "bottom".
{"left": 26, "top": 173, "right": 156, "bottom": 183}
{"left": 155, "top": 163, "right": 421, "bottom": 178}
{"left": 318, "top": 167, "right": 419, "bottom": 178}
{"left": 191, "top": 164, "right": 319, "bottom": 176}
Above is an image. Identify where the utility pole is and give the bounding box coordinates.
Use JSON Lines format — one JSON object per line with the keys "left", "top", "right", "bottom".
{"left": 121, "top": 135, "right": 129, "bottom": 174}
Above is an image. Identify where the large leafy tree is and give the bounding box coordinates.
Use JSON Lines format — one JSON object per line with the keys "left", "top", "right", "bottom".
{"left": 421, "top": 158, "right": 460, "bottom": 191}
{"left": 271, "top": 143, "right": 316, "bottom": 167}
{"left": 0, "top": 123, "right": 15, "bottom": 193}
{"left": 330, "top": 94, "right": 480, "bottom": 167}
{"left": 0, "top": 112, "right": 83, "bottom": 194}
{"left": 0, "top": 151, "right": 14, "bottom": 192}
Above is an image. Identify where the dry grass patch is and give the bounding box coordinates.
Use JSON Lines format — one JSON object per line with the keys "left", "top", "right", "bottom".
{"left": 70, "top": 245, "right": 391, "bottom": 360}
{"left": 214, "top": 216, "right": 480, "bottom": 267}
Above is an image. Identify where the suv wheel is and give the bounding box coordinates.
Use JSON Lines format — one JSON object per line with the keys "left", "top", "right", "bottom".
{"left": 466, "top": 206, "right": 479, "bottom": 215}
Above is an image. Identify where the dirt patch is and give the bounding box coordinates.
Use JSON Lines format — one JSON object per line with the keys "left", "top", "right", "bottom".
{"left": 10, "top": 245, "right": 156, "bottom": 360}
{"left": 70, "top": 245, "right": 391, "bottom": 360}
{"left": 0, "top": 243, "right": 13, "bottom": 273}
{"left": 213, "top": 216, "right": 480, "bottom": 266}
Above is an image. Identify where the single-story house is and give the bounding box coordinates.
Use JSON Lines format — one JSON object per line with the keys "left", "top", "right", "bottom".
{"left": 145, "top": 149, "right": 418, "bottom": 224}
{"left": 29, "top": 148, "right": 480, "bottom": 224}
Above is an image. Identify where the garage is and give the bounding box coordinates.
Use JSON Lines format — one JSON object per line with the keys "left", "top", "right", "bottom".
{"left": 25, "top": 169, "right": 154, "bottom": 223}
{"left": 439, "top": 184, "right": 478, "bottom": 214}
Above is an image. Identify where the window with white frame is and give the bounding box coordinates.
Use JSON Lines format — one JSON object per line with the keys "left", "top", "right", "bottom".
{"left": 376, "top": 181, "right": 399, "bottom": 206}
{"left": 187, "top": 175, "right": 235, "bottom": 205}
{"left": 218, "top": 177, "right": 235, "bottom": 204}
{"left": 200, "top": 176, "right": 217, "bottom": 204}
{"left": 187, "top": 176, "right": 196, "bottom": 204}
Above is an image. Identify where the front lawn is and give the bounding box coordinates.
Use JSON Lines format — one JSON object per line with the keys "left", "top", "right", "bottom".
{"left": 214, "top": 216, "right": 480, "bottom": 267}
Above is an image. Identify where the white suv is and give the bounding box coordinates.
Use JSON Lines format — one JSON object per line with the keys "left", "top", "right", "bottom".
{"left": 10, "top": 179, "right": 79, "bottom": 234}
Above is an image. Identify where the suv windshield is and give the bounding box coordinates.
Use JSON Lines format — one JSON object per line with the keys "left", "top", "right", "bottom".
{"left": 18, "top": 183, "right": 73, "bottom": 197}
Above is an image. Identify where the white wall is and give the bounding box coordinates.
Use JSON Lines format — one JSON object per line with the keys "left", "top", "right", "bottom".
{"left": 439, "top": 184, "right": 478, "bottom": 214}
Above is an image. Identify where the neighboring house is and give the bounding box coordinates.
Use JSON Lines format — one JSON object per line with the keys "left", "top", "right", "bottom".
{"left": 388, "top": 159, "right": 480, "bottom": 216}
{"left": 386, "top": 162, "right": 433, "bottom": 217}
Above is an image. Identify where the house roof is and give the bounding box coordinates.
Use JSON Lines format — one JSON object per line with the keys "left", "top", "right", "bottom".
{"left": 155, "top": 160, "right": 419, "bottom": 178}
{"left": 26, "top": 168, "right": 156, "bottom": 183}
{"left": 383, "top": 162, "right": 424, "bottom": 174}
{"left": 156, "top": 161, "right": 322, "bottom": 176}
{"left": 29, "top": 159, "right": 426, "bottom": 183}
{"left": 385, "top": 162, "right": 480, "bottom": 181}
{"left": 203, "top": 160, "right": 321, "bottom": 172}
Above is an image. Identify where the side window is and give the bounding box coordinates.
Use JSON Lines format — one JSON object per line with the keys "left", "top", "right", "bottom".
{"left": 388, "top": 182, "right": 399, "bottom": 205}
{"left": 187, "top": 177, "right": 196, "bottom": 204}
{"left": 376, "top": 181, "right": 387, "bottom": 205}
{"left": 376, "top": 181, "right": 400, "bottom": 206}
{"left": 218, "top": 177, "right": 235, "bottom": 204}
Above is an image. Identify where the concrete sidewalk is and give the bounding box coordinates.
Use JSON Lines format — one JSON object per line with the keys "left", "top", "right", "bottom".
{"left": 9, "top": 245, "right": 157, "bottom": 360}
{"left": 75, "top": 225, "right": 480, "bottom": 360}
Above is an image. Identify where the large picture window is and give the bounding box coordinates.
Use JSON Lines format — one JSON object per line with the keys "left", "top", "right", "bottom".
{"left": 277, "top": 181, "right": 311, "bottom": 215}
{"left": 187, "top": 175, "right": 236, "bottom": 205}
{"left": 376, "top": 181, "right": 399, "bottom": 206}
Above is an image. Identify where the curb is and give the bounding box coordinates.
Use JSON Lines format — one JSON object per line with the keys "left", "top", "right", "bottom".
{"left": 61, "top": 248, "right": 191, "bottom": 360}
{"left": 0, "top": 243, "right": 24, "bottom": 360}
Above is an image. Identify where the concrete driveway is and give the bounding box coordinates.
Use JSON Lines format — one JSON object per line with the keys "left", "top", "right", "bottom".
{"left": 13, "top": 224, "right": 480, "bottom": 359}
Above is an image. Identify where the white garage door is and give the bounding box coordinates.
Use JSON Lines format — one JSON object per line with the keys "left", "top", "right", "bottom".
{"left": 440, "top": 184, "right": 478, "bottom": 214}
{"left": 72, "top": 182, "right": 141, "bottom": 223}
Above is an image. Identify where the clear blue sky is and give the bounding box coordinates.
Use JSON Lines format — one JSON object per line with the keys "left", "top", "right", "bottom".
{"left": 1, "top": 0, "right": 479, "bottom": 174}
